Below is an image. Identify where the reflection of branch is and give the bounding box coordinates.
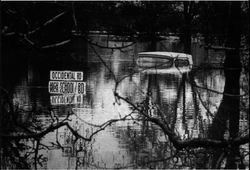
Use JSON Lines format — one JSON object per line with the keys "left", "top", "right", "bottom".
{"left": 87, "top": 38, "right": 135, "bottom": 50}
{"left": 87, "top": 152, "right": 178, "bottom": 169}
{"left": 195, "top": 86, "right": 231, "bottom": 132}
{"left": 0, "top": 121, "right": 89, "bottom": 141}
{"left": 89, "top": 44, "right": 117, "bottom": 81}
{"left": 114, "top": 59, "right": 174, "bottom": 92}
{"left": 1, "top": 110, "right": 136, "bottom": 151}
{"left": 204, "top": 45, "right": 236, "bottom": 51}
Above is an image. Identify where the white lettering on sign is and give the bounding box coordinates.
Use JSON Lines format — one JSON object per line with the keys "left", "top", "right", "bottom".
{"left": 48, "top": 81, "right": 86, "bottom": 95}
{"left": 50, "top": 94, "right": 84, "bottom": 105}
{"left": 50, "top": 71, "right": 83, "bottom": 81}
{"left": 48, "top": 70, "right": 86, "bottom": 105}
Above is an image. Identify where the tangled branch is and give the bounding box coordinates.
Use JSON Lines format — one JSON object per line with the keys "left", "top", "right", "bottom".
{"left": 114, "top": 90, "right": 249, "bottom": 149}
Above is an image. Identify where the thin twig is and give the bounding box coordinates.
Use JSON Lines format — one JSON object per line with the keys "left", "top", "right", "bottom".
{"left": 89, "top": 44, "right": 117, "bottom": 81}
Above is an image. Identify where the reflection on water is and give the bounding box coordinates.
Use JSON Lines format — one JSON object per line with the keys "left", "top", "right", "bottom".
{"left": 1, "top": 35, "right": 248, "bottom": 169}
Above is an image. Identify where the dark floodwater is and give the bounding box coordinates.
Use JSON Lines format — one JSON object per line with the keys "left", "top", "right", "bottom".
{"left": 1, "top": 35, "right": 249, "bottom": 169}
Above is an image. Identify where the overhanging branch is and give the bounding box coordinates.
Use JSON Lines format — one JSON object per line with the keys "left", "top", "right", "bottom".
{"left": 114, "top": 91, "right": 249, "bottom": 149}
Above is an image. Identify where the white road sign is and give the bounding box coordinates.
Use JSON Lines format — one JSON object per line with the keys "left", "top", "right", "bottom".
{"left": 50, "top": 94, "right": 84, "bottom": 105}
{"left": 50, "top": 71, "right": 83, "bottom": 81}
{"left": 48, "top": 81, "right": 86, "bottom": 95}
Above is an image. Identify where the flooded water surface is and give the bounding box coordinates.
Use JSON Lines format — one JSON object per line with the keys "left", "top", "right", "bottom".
{"left": 1, "top": 35, "right": 248, "bottom": 169}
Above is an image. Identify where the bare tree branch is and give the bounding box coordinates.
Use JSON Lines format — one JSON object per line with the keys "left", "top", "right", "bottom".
{"left": 192, "top": 81, "right": 247, "bottom": 97}
{"left": 34, "top": 139, "right": 40, "bottom": 170}
{"left": 114, "top": 92, "right": 249, "bottom": 149}
{"left": 41, "top": 39, "right": 71, "bottom": 49}
{"left": 28, "top": 11, "right": 67, "bottom": 35}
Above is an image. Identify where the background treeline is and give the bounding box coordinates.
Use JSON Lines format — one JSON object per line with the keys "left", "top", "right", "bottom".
{"left": 1, "top": 1, "right": 249, "bottom": 44}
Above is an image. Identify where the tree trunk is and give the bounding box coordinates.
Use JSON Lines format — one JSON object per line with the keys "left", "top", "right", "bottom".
{"left": 183, "top": 2, "right": 192, "bottom": 54}
{"left": 224, "top": 2, "right": 242, "bottom": 168}
{"left": 208, "top": 2, "right": 242, "bottom": 168}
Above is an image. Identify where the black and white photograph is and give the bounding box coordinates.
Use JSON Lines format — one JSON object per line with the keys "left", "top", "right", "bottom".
{"left": 0, "top": 1, "right": 249, "bottom": 169}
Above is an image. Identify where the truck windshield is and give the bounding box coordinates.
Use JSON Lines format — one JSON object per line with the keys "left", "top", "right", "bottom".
{"left": 137, "top": 57, "right": 173, "bottom": 68}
